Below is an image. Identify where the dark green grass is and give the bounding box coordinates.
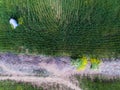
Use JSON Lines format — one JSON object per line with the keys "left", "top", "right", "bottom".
{"left": 76, "top": 75, "right": 120, "bottom": 90}
{"left": 0, "top": 80, "right": 43, "bottom": 90}
{"left": 0, "top": 0, "right": 120, "bottom": 57}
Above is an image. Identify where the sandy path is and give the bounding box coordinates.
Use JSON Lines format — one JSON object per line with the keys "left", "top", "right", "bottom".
{"left": 0, "top": 76, "right": 81, "bottom": 90}
{"left": 0, "top": 63, "right": 81, "bottom": 90}
{"left": 0, "top": 63, "right": 28, "bottom": 75}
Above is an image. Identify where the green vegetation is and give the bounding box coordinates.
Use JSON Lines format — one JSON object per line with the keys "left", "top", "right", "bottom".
{"left": 71, "top": 56, "right": 101, "bottom": 70}
{"left": 90, "top": 58, "right": 101, "bottom": 69}
{"left": 0, "top": 0, "right": 120, "bottom": 57}
{"left": 76, "top": 75, "right": 120, "bottom": 90}
{"left": 71, "top": 56, "right": 88, "bottom": 71}
{"left": 0, "top": 80, "right": 43, "bottom": 90}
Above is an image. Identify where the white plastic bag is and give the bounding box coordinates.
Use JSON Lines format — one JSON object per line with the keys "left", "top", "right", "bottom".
{"left": 9, "top": 18, "right": 19, "bottom": 29}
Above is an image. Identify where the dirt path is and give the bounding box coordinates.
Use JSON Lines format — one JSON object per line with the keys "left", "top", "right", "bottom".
{"left": 0, "top": 76, "right": 81, "bottom": 90}
{"left": 0, "top": 63, "right": 26, "bottom": 75}
{"left": 0, "top": 53, "right": 120, "bottom": 90}
{"left": 0, "top": 60, "right": 81, "bottom": 90}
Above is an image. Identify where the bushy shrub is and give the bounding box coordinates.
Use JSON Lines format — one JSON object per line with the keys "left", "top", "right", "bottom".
{"left": 71, "top": 56, "right": 88, "bottom": 71}
{"left": 90, "top": 58, "right": 101, "bottom": 69}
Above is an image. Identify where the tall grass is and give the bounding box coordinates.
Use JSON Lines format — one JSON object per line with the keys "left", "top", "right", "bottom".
{"left": 0, "top": 0, "right": 120, "bottom": 57}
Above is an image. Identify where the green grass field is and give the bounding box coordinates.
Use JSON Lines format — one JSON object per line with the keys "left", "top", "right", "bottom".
{"left": 0, "top": 80, "right": 43, "bottom": 90}
{"left": 76, "top": 75, "right": 120, "bottom": 90}
{"left": 0, "top": 0, "right": 120, "bottom": 57}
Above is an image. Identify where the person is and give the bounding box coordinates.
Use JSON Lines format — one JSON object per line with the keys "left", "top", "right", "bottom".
{"left": 9, "top": 18, "right": 19, "bottom": 29}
